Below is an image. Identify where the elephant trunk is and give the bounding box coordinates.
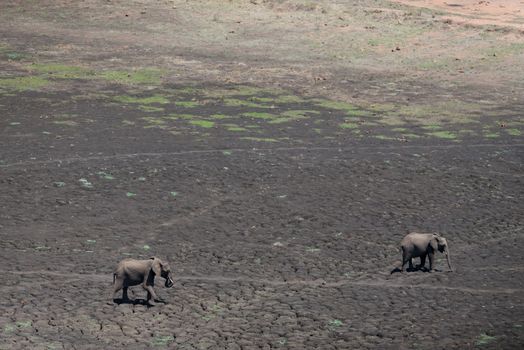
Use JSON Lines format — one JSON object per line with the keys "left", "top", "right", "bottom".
{"left": 165, "top": 275, "right": 174, "bottom": 288}
{"left": 445, "top": 250, "right": 453, "bottom": 272}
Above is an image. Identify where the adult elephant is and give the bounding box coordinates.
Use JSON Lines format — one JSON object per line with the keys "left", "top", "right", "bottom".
{"left": 398, "top": 232, "right": 453, "bottom": 273}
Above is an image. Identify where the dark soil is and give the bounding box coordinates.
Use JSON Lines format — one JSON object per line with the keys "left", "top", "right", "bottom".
{"left": 0, "top": 1, "right": 523, "bottom": 349}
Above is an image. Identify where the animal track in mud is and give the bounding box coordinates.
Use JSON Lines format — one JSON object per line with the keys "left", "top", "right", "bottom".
{"left": 3, "top": 270, "right": 522, "bottom": 295}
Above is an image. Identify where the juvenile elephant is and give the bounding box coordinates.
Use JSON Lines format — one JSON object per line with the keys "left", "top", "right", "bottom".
{"left": 112, "top": 257, "right": 174, "bottom": 305}
{"left": 399, "top": 232, "right": 453, "bottom": 273}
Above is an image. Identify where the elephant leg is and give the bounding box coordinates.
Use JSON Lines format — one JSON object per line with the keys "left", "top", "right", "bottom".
{"left": 428, "top": 252, "right": 435, "bottom": 272}
{"left": 419, "top": 254, "right": 427, "bottom": 270}
{"left": 142, "top": 284, "right": 158, "bottom": 305}
{"left": 112, "top": 278, "right": 124, "bottom": 301}
{"left": 400, "top": 252, "right": 409, "bottom": 273}
{"left": 408, "top": 258, "right": 414, "bottom": 271}
{"left": 122, "top": 287, "right": 130, "bottom": 301}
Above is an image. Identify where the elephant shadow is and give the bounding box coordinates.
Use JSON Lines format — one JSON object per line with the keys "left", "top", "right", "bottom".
{"left": 390, "top": 266, "right": 432, "bottom": 274}
{"left": 113, "top": 298, "right": 168, "bottom": 306}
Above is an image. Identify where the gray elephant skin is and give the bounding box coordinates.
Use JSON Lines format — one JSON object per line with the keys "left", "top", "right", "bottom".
{"left": 112, "top": 257, "right": 174, "bottom": 305}
{"left": 398, "top": 232, "right": 453, "bottom": 273}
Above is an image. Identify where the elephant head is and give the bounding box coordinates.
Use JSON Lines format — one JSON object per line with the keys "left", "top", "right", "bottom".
{"left": 150, "top": 257, "right": 174, "bottom": 288}
{"left": 431, "top": 235, "right": 453, "bottom": 272}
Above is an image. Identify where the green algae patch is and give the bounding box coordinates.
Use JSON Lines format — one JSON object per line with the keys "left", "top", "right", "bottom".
{"left": 0, "top": 76, "right": 49, "bottom": 91}
{"left": 189, "top": 120, "right": 214, "bottom": 128}
{"left": 30, "top": 63, "right": 95, "bottom": 79}
{"left": 113, "top": 95, "right": 169, "bottom": 105}
{"left": 99, "top": 68, "right": 164, "bottom": 85}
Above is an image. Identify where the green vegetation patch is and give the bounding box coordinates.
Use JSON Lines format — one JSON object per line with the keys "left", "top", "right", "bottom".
{"left": 113, "top": 94, "right": 169, "bottom": 104}
{"left": 166, "top": 113, "right": 199, "bottom": 120}
{"left": 313, "top": 99, "right": 361, "bottom": 113}
{"left": 53, "top": 120, "right": 78, "bottom": 126}
{"left": 476, "top": 333, "right": 496, "bottom": 346}
{"left": 138, "top": 105, "right": 164, "bottom": 112}
{"left": 241, "top": 137, "right": 279, "bottom": 142}
{"left": 15, "top": 321, "right": 32, "bottom": 328}
{"left": 421, "top": 124, "right": 442, "bottom": 130}
{"left": 99, "top": 68, "right": 165, "bottom": 85}
{"left": 97, "top": 171, "right": 115, "bottom": 180}
{"left": 5, "top": 52, "right": 27, "bottom": 61}
{"left": 210, "top": 114, "right": 231, "bottom": 120}
{"left": 0, "top": 76, "right": 49, "bottom": 91}
{"left": 401, "top": 133, "right": 421, "bottom": 139}
{"left": 151, "top": 335, "right": 173, "bottom": 346}
{"left": 223, "top": 98, "right": 272, "bottom": 109}
{"left": 189, "top": 120, "right": 215, "bottom": 128}
{"left": 79, "top": 178, "right": 93, "bottom": 189}
{"left": 339, "top": 122, "right": 359, "bottom": 129}
{"left": 225, "top": 86, "right": 282, "bottom": 96}
{"left": 274, "top": 95, "right": 306, "bottom": 104}
{"left": 328, "top": 319, "right": 343, "bottom": 329}
{"left": 141, "top": 116, "right": 166, "bottom": 125}
{"left": 31, "top": 63, "right": 95, "bottom": 79}
{"left": 248, "top": 96, "right": 275, "bottom": 103}
{"left": 224, "top": 124, "right": 247, "bottom": 131}
{"left": 374, "top": 135, "right": 396, "bottom": 140}
{"left": 484, "top": 132, "right": 500, "bottom": 138}
{"left": 268, "top": 110, "right": 319, "bottom": 124}
{"left": 506, "top": 128, "right": 521, "bottom": 136}
{"left": 428, "top": 131, "right": 457, "bottom": 139}
{"left": 175, "top": 100, "right": 199, "bottom": 108}
{"left": 242, "top": 112, "right": 278, "bottom": 120}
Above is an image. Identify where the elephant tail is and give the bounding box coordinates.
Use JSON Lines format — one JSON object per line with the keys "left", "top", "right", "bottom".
{"left": 112, "top": 272, "right": 116, "bottom": 285}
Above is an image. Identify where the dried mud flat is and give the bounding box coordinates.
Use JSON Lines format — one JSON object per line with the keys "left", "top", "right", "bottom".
{"left": 0, "top": 1, "right": 523, "bottom": 349}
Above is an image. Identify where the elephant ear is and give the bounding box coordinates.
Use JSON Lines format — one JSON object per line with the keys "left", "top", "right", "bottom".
{"left": 429, "top": 236, "right": 439, "bottom": 251}
{"left": 151, "top": 258, "right": 162, "bottom": 276}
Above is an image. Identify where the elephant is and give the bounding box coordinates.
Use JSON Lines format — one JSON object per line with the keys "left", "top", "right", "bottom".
{"left": 398, "top": 232, "right": 453, "bottom": 273}
{"left": 112, "top": 257, "right": 174, "bottom": 305}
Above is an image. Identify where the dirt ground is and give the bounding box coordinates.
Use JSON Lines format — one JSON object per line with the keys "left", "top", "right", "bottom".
{"left": 0, "top": 0, "right": 523, "bottom": 349}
